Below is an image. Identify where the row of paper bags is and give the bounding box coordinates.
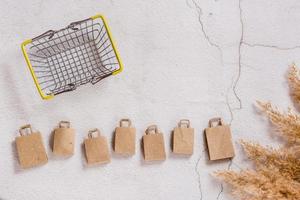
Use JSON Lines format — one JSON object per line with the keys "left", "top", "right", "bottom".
{"left": 15, "top": 118, "right": 235, "bottom": 169}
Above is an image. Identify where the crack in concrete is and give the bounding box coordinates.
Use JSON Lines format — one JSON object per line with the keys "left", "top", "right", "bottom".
{"left": 231, "top": 160, "right": 242, "bottom": 170}
{"left": 216, "top": 182, "right": 224, "bottom": 200}
{"left": 190, "top": 0, "right": 225, "bottom": 68}
{"left": 187, "top": 0, "right": 300, "bottom": 199}
{"left": 232, "top": 0, "right": 243, "bottom": 111}
{"left": 226, "top": 78, "right": 235, "bottom": 125}
{"left": 191, "top": 0, "right": 221, "bottom": 49}
{"left": 189, "top": 0, "right": 241, "bottom": 125}
{"left": 243, "top": 42, "right": 300, "bottom": 50}
{"left": 187, "top": 0, "right": 240, "bottom": 199}
{"left": 186, "top": 0, "right": 192, "bottom": 8}
{"left": 216, "top": 159, "right": 233, "bottom": 200}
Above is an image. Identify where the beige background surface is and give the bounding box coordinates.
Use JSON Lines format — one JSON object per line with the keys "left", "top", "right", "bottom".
{"left": 0, "top": 0, "right": 300, "bottom": 199}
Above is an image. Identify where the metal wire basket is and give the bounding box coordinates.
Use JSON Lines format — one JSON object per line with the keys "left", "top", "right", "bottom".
{"left": 21, "top": 14, "right": 123, "bottom": 100}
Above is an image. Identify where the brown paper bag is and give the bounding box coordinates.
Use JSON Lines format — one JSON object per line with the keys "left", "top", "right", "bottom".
{"left": 205, "top": 118, "right": 235, "bottom": 161}
{"left": 53, "top": 121, "right": 75, "bottom": 156}
{"left": 84, "top": 129, "right": 110, "bottom": 165}
{"left": 114, "top": 119, "right": 136, "bottom": 156}
{"left": 143, "top": 125, "right": 166, "bottom": 161}
{"left": 15, "top": 125, "right": 48, "bottom": 169}
{"left": 173, "top": 119, "right": 194, "bottom": 155}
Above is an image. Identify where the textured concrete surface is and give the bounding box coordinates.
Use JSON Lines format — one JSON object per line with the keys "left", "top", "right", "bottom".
{"left": 0, "top": 0, "right": 300, "bottom": 199}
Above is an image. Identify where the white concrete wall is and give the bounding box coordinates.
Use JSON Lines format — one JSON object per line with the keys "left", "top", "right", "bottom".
{"left": 0, "top": 0, "right": 299, "bottom": 199}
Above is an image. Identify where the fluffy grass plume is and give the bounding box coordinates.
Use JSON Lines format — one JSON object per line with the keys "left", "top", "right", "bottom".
{"left": 215, "top": 65, "right": 300, "bottom": 200}
{"left": 288, "top": 64, "right": 300, "bottom": 104}
{"left": 256, "top": 101, "right": 300, "bottom": 144}
{"left": 216, "top": 169, "right": 300, "bottom": 200}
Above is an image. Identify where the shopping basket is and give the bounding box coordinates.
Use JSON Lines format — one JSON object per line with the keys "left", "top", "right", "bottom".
{"left": 21, "top": 14, "right": 123, "bottom": 100}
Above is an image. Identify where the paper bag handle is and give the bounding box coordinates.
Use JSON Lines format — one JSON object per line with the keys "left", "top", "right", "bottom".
{"left": 59, "top": 121, "right": 70, "bottom": 128}
{"left": 209, "top": 118, "right": 224, "bottom": 127}
{"left": 178, "top": 119, "right": 190, "bottom": 128}
{"left": 120, "top": 119, "right": 131, "bottom": 127}
{"left": 88, "top": 128, "right": 101, "bottom": 138}
{"left": 146, "top": 125, "right": 158, "bottom": 135}
{"left": 19, "top": 124, "right": 33, "bottom": 136}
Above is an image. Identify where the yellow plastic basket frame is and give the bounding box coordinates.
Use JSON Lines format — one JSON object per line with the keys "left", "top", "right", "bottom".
{"left": 21, "top": 14, "right": 123, "bottom": 100}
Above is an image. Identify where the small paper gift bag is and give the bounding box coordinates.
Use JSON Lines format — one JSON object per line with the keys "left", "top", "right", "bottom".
{"left": 15, "top": 125, "right": 48, "bottom": 169}
{"left": 173, "top": 119, "right": 194, "bottom": 155}
{"left": 114, "top": 119, "right": 136, "bottom": 156}
{"left": 205, "top": 118, "right": 235, "bottom": 161}
{"left": 84, "top": 129, "right": 110, "bottom": 165}
{"left": 143, "top": 125, "right": 166, "bottom": 161}
{"left": 53, "top": 121, "right": 75, "bottom": 156}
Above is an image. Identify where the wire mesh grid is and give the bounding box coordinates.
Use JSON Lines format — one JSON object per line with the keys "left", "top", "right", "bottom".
{"left": 24, "top": 16, "right": 121, "bottom": 96}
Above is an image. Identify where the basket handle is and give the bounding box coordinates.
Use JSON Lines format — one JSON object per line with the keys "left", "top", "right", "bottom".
{"left": 67, "top": 18, "right": 91, "bottom": 30}
{"left": 32, "top": 17, "right": 90, "bottom": 41}
{"left": 32, "top": 30, "right": 56, "bottom": 41}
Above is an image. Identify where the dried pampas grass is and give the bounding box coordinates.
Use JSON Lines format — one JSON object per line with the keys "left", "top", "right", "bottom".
{"left": 256, "top": 101, "right": 300, "bottom": 144}
{"left": 240, "top": 141, "right": 300, "bottom": 182}
{"left": 288, "top": 64, "right": 300, "bottom": 104}
{"left": 216, "top": 169, "right": 300, "bottom": 200}
{"left": 215, "top": 65, "right": 300, "bottom": 200}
